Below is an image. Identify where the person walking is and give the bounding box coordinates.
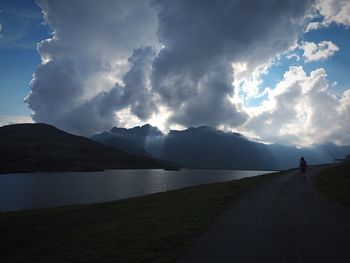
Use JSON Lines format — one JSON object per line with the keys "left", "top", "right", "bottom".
{"left": 299, "top": 157, "right": 307, "bottom": 180}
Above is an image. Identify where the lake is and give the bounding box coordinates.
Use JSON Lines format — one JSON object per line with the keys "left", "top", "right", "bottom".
{"left": 0, "top": 169, "right": 276, "bottom": 212}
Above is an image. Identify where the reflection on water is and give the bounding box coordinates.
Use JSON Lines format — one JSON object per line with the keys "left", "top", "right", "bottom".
{"left": 0, "top": 169, "right": 276, "bottom": 211}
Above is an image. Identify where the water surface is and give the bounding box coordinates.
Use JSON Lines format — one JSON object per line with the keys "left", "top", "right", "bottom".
{"left": 0, "top": 169, "right": 276, "bottom": 211}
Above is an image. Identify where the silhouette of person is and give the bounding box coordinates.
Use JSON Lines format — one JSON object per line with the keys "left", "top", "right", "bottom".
{"left": 299, "top": 157, "right": 307, "bottom": 180}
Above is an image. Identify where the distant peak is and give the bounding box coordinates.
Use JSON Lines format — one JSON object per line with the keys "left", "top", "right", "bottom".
{"left": 194, "top": 126, "right": 214, "bottom": 130}
{"left": 168, "top": 126, "right": 216, "bottom": 135}
{"left": 110, "top": 124, "right": 163, "bottom": 136}
{"left": 167, "top": 126, "right": 245, "bottom": 138}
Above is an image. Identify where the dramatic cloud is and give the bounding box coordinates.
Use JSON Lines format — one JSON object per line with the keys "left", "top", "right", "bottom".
{"left": 27, "top": 46, "right": 157, "bottom": 135}
{"left": 301, "top": 41, "right": 339, "bottom": 62}
{"left": 242, "top": 66, "right": 350, "bottom": 146}
{"left": 26, "top": 0, "right": 316, "bottom": 135}
{"left": 232, "top": 62, "right": 271, "bottom": 103}
{"left": 306, "top": 0, "right": 350, "bottom": 31}
{"left": 151, "top": 0, "right": 314, "bottom": 128}
{"left": 26, "top": 0, "right": 158, "bottom": 135}
{"left": 317, "top": 0, "right": 350, "bottom": 26}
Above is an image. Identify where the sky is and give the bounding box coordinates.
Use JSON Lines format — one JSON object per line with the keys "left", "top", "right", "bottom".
{"left": 0, "top": 0, "right": 350, "bottom": 146}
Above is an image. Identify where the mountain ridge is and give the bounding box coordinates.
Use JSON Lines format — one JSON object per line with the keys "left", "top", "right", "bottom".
{"left": 0, "top": 123, "right": 170, "bottom": 174}
{"left": 92, "top": 124, "right": 350, "bottom": 170}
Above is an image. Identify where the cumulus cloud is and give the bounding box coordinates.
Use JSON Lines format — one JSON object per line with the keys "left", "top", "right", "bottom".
{"left": 317, "top": 0, "right": 350, "bottom": 26}
{"left": 301, "top": 40, "right": 339, "bottom": 62}
{"left": 151, "top": 0, "right": 314, "bottom": 128}
{"left": 26, "top": 0, "right": 316, "bottom": 136}
{"left": 306, "top": 0, "right": 350, "bottom": 31}
{"left": 26, "top": 0, "right": 158, "bottom": 135}
{"left": 27, "top": 46, "right": 157, "bottom": 135}
{"left": 242, "top": 66, "right": 350, "bottom": 146}
{"left": 232, "top": 62, "right": 271, "bottom": 102}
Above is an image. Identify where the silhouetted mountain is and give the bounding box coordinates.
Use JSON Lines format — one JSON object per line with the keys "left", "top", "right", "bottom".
{"left": 92, "top": 124, "right": 164, "bottom": 156}
{"left": 92, "top": 125, "right": 350, "bottom": 170}
{"left": 111, "top": 124, "right": 163, "bottom": 137}
{"left": 160, "top": 126, "right": 271, "bottom": 169}
{"left": 0, "top": 123, "right": 169, "bottom": 174}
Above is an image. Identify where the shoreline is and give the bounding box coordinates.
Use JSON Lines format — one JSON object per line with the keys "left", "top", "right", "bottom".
{"left": 0, "top": 170, "right": 277, "bottom": 212}
{"left": 0, "top": 172, "right": 277, "bottom": 262}
{"left": 0, "top": 167, "right": 280, "bottom": 175}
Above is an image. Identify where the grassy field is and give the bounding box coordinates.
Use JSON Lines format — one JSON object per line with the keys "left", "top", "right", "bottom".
{"left": 0, "top": 173, "right": 275, "bottom": 263}
{"left": 316, "top": 162, "right": 350, "bottom": 206}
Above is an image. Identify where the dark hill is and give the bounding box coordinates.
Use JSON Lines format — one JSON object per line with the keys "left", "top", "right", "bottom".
{"left": 0, "top": 123, "right": 168, "bottom": 174}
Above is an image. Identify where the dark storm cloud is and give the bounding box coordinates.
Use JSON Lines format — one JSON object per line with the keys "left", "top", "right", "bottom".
{"left": 168, "top": 60, "right": 248, "bottom": 127}
{"left": 122, "top": 47, "right": 157, "bottom": 120}
{"left": 151, "top": 0, "right": 314, "bottom": 127}
{"left": 26, "top": 0, "right": 315, "bottom": 134}
{"left": 27, "top": 46, "right": 156, "bottom": 135}
{"left": 26, "top": 59, "right": 86, "bottom": 121}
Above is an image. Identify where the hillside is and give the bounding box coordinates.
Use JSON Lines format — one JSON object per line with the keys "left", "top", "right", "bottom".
{"left": 92, "top": 125, "right": 350, "bottom": 170}
{"left": 0, "top": 123, "right": 168, "bottom": 174}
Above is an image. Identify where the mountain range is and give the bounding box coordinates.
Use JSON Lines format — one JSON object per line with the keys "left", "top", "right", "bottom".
{"left": 0, "top": 123, "right": 169, "bottom": 174}
{"left": 1, "top": 123, "right": 348, "bottom": 173}
{"left": 92, "top": 124, "right": 350, "bottom": 170}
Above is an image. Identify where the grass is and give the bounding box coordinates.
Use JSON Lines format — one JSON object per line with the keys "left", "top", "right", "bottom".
{"left": 0, "top": 173, "right": 274, "bottom": 263}
{"left": 316, "top": 162, "right": 350, "bottom": 206}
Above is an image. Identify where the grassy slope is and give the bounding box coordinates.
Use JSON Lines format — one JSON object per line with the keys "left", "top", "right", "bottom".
{"left": 316, "top": 162, "right": 350, "bottom": 206}
{"left": 0, "top": 174, "right": 274, "bottom": 263}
